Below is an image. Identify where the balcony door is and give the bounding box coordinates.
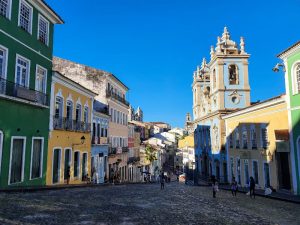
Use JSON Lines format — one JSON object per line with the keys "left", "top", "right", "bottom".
{"left": 0, "top": 47, "right": 7, "bottom": 94}
{"left": 52, "top": 148, "right": 61, "bottom": 184}
{"left": 15, "top": 56, "right": 30, "bottom": 87}
{"left": 64, "top": 149, "right": 71, "bottom": 181}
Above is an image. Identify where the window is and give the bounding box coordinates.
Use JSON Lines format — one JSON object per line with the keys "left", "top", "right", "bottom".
{"left": 110, "top": 108, "right": 113, "bottom": 122}
{"left": 229, "top": 64, "right": 239, "bottom": 85}
{"left": 84, "top": 106, "right": 89, "bottom": 124}
{"left": 294, "top": 63, "right": 300, "bottom": 94}
{"left": 236, "top": 158, "right": 241, "bottom": 185}
{"left": 35, "top": 65, "right": 47, "bottom": 93}
{"left": 251, "top": 127, "right": 257, "bottom": 149}
{"left": 64, "top": 149, "right": 71, "bottom": 181}
{"left": 97, "top": 123, "right": 100, "bottom": 137}
{"left": 75, "top": 104, "right": 81, "bottom": 129}
{"left": 55, "top": 97, "right": 63, "bottom": 118}
{"left": 9, "top": 137, "right": 26, "bottom": 184}
{"left": 212, "top": 69, "right": 216, "bottom": 89}
{"left": 235, "top": 129, "right": 240, "bottom": 149}
{"left": 19, "top": 0, "right": 32, "bottom": 33}
{"left": 74, "top": 151, "right": 80, "bottom": 178}
{"left": 264, "top": 163, "right": 270, "bottom": 187}
{"left": 52, "top": 148, "right": 61, "bottom": 183}
{"left": 66, "top": 101, "right": 73, "bottom": 129}
{"left": 261, "top": 127, "right": 268, "bottom": 149}
{"left": 82, "top": 152, "right": 88, "bottom": 181}
{"left": 15, "top": 55, "right": 30, "bottom": 87}
{"left": 0, "top": 46, "right": 8, "bottom": 79}
{"left": 38, "top": 15, "right": 49, "bottom": 45}
{"left": 244, "top": 160, "right": 249, "bottom": 185}
{"left": 252, "top": 161, "right": 259, "bottom": 185}
{"left": 30, "top": 138, "right": 43, "bottom": 179}
{"left": 242, "top": 128, "right": 247, "bottom": 149}
{"left": 230, "top": 157, "right": 234, "bottom": 177}
{"left": 0, "top": 0, "right": 11, "bottom": 19}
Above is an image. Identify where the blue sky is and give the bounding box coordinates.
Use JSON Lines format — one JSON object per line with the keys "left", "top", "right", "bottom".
{"left": 47, "top": 0, "right": 299, "bottom": 128}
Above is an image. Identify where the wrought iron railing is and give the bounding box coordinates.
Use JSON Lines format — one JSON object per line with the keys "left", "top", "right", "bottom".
{"left": 0, "top": 77, "right": 48, "bottom": 106}
{"left": 128, "top": 156, "right": 140, "bottom": 164}
{"left": 108, "top": 147, "right": 117, "bottom": 156}
{"left": 53, "top": 116, "right": 91, "bottom": 132}
{"left": 106, "top": 90, "right": 129, "bottom": 106}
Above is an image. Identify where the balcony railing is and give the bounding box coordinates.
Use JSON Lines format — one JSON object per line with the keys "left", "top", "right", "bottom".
{"left": 53, "top": 116, "right": 91, "bottom": 132}
{"left": 106, "top": 90, "right": 129, "bottom": 106}
{"left": 122, "top": 147, "right": 129, "bottom": 152}
{"left": 108, "top": 147, "right": 117, "bottom": 156}
{"left": 0, "top": 77, "right": 48, "bottom": 106}
{"left": 92, "top": 136, "right": 108, "bottom": 145}
{"left": 128, "top": 156, "right": 140, "bottom": 164}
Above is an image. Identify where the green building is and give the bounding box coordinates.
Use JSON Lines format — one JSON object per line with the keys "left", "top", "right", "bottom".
{"left": 0, "top": 0, "right": 63, "bottom": 188}
{"left": 277, "top": 41, "right": 300, "bottom": 195}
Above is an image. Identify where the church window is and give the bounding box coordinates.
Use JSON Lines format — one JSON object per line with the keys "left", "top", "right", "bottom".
{"left": 229, "top": 64, "right": 239, "bottom": 85}
{"left": 212, "top": 69, "right": 216, "bottom": 89}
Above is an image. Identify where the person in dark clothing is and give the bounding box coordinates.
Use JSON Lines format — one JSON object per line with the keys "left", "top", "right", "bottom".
{"left": 249, "top": 176, "right": 255, "bottom": 199}
{"left": 231, "top": 176, "right": 238, "bottom": 196}
{"left": 160, "top": 172, "right": 165, "bottom": 190}
{"left": 211, "top": 175, "right": 217, "bottom": 198}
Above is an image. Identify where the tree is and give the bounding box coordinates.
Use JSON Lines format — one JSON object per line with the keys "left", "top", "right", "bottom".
{"left": 145, "top": 145, "right": 157, "bottom": 163}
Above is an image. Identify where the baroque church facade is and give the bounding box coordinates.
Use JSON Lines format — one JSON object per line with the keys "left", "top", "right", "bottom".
{"left": 192, "top": 27, "right": 251, "bottom": 181}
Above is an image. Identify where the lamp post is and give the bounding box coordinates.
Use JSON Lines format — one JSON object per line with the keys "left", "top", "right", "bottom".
{"left": 72, "top": 135, "right": 86, "bottom": 148}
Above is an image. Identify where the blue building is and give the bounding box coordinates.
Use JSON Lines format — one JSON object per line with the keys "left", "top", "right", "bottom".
{"left": 192, "top": 27, "right": 251, "bottom": 183}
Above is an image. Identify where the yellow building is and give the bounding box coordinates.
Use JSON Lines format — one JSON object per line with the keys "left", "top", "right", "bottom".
{"left": 223, "top": 95, "right": 292, "bottom": 191}
{"left": 46, "top": 72, "right": 96, "bottom": 185}
{"left": 178, "top": 135, "right": 195, "bottom": 170}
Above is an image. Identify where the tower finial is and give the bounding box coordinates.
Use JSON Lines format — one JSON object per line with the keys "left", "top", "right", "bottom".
{"left": 240, "top": 37, "right": 246, "bottom": 54}
{"left": 201, "top": 58, "right": 207, "bottom": 69}
{"left": 210, "top": 45, "right": 215, "bottom": 59}
{"left": 222, "top": 26, "right": 230, "bottom": 41}
{"left": 216, "top": 36, "right": 221, "bottom": 53}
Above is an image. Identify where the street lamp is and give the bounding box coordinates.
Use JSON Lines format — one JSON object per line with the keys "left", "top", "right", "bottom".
{"left": 272, "top": 63, "right": 286, "bottom": 72}
{"left": 72, "top": 136, "right": 86, "bottom": 148}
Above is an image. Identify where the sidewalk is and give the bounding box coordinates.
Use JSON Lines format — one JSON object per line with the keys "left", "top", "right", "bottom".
{"left": 194, "top": 178, "right": 300, "bottom": 204}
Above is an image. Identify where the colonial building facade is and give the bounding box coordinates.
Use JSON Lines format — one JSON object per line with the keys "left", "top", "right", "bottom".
{"left": 223, "top": 95, "right": 292, "bottom": 191}
{"left": 192, "top": 27, "right": 251, "bottom": 181}
{"left": 0, "top": 0, "right": 63, "bottom": 188}
{"left": 52, "top": 57, "right": 130, "bottom": 183}
{"left": 277, "top": 41, "right": 300, "bottom": 194}
{"left": 47, "top": 72, "right": 96, "bottom": 185}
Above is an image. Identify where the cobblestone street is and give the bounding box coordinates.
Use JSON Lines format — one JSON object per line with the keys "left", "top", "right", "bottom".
{"left": 0, "top": 183, "right": 299, "bottom": 225}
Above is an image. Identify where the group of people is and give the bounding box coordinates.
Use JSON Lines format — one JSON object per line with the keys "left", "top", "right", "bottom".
{"left": 211, "top": 175, "right": 256, "bottom": 199}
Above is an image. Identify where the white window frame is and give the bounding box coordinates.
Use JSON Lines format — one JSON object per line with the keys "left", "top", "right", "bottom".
{"left": 64, "top": 148, "right": 72, "bottom": 179}
{"left": 0, "top": 130, "right": 3, "bottom": 176}
{"left": 66, "top": 100, "right": 73, "bottom": 120}
{"left": 15, "top": 54, "right": 30, "bottom": 87}
{"left": 82, "top": 151, "right": 88, "bottom": 178}
{"left": 35, "top": 65, "right": 47, "bottom": 93}
{"left": 236, "top": 157, "right": 241, "bottom": 185}
{"left": 37, "top": 14, "right": 49, "bottom": 46}
{"left": 260, "top": 124, "right": 268, "bottom": 149}
{"left": 52, "top": 147, "right": 62, "bottom": 184}
{"left": 0, "top": 0, "right": 12, "bottom": 20}
{"left": 30, "top": 137, "right": 44, "bottom": 180}
{"left": 8, "top": 136, "right": 26, "bottom": 185}
{"left": 0, "top": 44, "right": 8, "bottom": 79}
{"left": 18, "top": 0, "right": 33, "bottom": 34}
{"left": 291, "top": 61, "right": 300, "bottom": 95}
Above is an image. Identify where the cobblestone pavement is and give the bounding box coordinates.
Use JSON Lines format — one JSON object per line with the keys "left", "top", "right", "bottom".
{"left": 0, "top": 182, "right": 299, "bottom": 225}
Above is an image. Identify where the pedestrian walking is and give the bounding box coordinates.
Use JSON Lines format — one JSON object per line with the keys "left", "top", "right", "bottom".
{"left": 249, "top": 176, "right": 256, "bottom": 199}
{"left": 211, "top": 175, "right": 218, "bottom": 198}
{"left": 160, "top": 172, "right": 165, "bottom": 190}
{"left": 231, "top": 176, "right": 238, "bottom": 196}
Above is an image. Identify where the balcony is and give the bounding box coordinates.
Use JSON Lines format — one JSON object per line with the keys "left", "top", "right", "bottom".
{"left": 128, "top": 156, "right": 140, "bottom": 164}
{"left": 0, "top": 77, "right": 48, "bottom": 106}
{"left": 92, "top": 137, "right": 108, "bottom": 145}
{"left": 53, "top": 117, "right": 91, "bottom": 133}
{"left": 108, "top": 147, "right": 117, "bottom": 156}
{"left": 122, "top": 147, "right": 129, "bottom": 152}
{"left": 106, "top": 90, "right": 129, "bottom": 106}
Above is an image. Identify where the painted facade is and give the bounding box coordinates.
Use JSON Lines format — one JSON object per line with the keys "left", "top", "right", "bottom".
{"left": 0, "top": 0, "right": 62, "bottom": 188}
{"left": 178, "top": 135, "right": 195, "bottom": 171}
{"left": 192, "top": 27, "right": 250, "bottom": 182}
{"left": 91, "top": 100, "right": 109, "bottom": 184}
{"left": 278, "top": 41, "right": 300, "bottom": 194}
{"left": 52, "top": 57, "right": 130, "bottom": 183}
{"left": 223, "top": 95, "right": 292, "bottom": 191}
{"left": 46, "top": 72, "right": 96, "bottom": 185}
